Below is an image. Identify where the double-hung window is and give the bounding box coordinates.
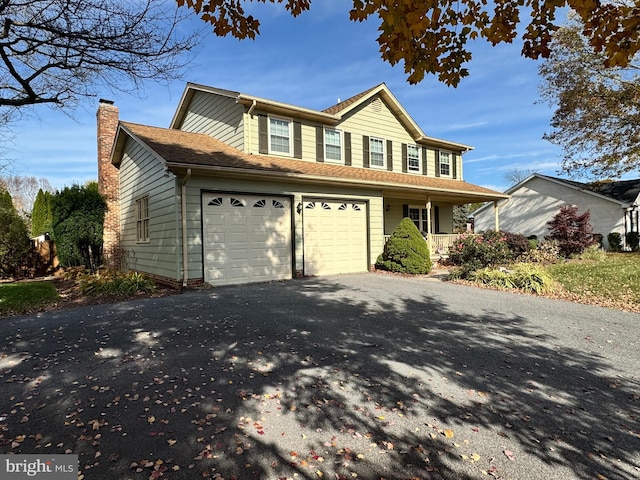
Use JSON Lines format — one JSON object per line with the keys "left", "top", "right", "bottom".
{"left": 324, "top": 128, "right": 342, "bottom": 162}
{"left": 407, "top": 145, "right": 420, "bottom": 172}
{"left": 269, "top": 117, "right": 291, "bottom": 155}
{"left": 439, "top": 151, "right": 451, "bottom": 176}
{"left": 136, "top": 195, "right": 149, "bottom": 243}
{"left": 370, "top": 137, "right": 385, "bottom": 167}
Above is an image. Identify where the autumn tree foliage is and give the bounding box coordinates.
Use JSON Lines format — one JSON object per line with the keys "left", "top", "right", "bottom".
{"left": 539, "top": 15, "right": 640, "bottom": 178}
{"left": 177, "top": 0, "right": 640, "bottom": 86}
{"left": 546, "top": 205, "right": 596, "bottom": 257}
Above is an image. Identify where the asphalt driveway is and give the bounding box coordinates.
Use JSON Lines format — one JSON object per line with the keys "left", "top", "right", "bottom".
{"left": 1, "top": 273, "right": 638, "bottom": 480}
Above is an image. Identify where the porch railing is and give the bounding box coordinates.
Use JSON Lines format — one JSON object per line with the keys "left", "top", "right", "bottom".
{"left": 382, "top": 233, "right": 477, "bottom": 258}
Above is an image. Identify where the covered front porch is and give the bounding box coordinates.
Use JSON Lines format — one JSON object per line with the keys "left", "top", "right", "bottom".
{"left": 381, "top": 189, "right": 508, "bottom": 259}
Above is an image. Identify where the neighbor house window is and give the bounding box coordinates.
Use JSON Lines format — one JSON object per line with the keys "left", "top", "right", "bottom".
{"left": 324, "top": 128, "right": 342, "bottom": 161}
{"left": 136, "top": 195, "right": 149, "bottom": 242}
{"left": 407, "top": 144, "right": 420, "bottom": 172}
{"left": 370, "top": 137, "right": 385, "bottom": 167}
{"left": 439, "top": 151, "right": 451, "bottom": 176}
{"left": 269, "top": 117, "right": 291, "bottom": 154}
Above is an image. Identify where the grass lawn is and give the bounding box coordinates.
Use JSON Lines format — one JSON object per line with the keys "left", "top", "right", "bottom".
{"left": 0, "top": 281, "right": 60, "bottom": 317}
{"left": 546, "top": 252, "right": 640, "bottom": 308}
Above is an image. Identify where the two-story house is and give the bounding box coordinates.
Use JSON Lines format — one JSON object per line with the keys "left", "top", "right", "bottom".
{"left": 97, "top": 82, "right": 507, "bottom": 287}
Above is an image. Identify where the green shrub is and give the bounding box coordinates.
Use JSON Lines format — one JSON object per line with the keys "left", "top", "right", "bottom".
{"left": 626, "top": 232, "right": 640, "bottom": 252}
{"left": 0, "top": 190, "right": 31, "bottom": 278}
{"left": 51, "top": 182, "right": 106, "bottom": 271}
{"left": 448, "top": 230, "right": 512, "bottom": 276}
{"left": 469, "top": 264, "right": 555, "bottom": 294}
{"left": 607, "top": 232, "right": 623, "bottom": 252}
{"left": 376, "top": 218, "right": 432, "bottom": 274}
{"left": 79, "top": 269, "right": 156, "bottom": 296}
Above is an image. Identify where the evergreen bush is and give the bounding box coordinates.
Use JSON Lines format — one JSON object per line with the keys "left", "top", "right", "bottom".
{"left": 607, "top": 232, "right": 622, "bottom": 252}
{"left": 0, "top": 190, "right": 31, "bottom": 278}
{"left": 31, "top": 189, "right": 53, "bottom": 237}
{"left": 376, "top": 218, "right": 432, "bottom": 274}
{"left": 626, "top": 231, "right": 640, "bottom": 252}
{"left": 51, "top": 182, "right": 106, "bottom": 271}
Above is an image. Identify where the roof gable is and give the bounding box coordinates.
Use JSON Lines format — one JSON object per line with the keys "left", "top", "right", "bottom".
{"left": 168, "top": 82, "right": 471, "bottom": 151}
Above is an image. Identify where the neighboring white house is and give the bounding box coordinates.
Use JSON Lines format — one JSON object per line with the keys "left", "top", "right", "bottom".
{"left": 472, "top": 174, "right": 640, "bottom": 249}
{"left": 97, "top": 83, "right": 507, "bottom": 287}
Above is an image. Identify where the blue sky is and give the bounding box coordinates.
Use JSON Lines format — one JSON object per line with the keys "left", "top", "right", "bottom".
{"left": 3, "top": 2, "right": 565, "bottom": 193}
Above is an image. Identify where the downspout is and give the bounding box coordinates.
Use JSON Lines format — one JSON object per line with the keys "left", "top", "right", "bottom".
{"left": 247, "top": 100, "right": 257, "bottom": 153}
{"left": 181, "top": 169, "right": 192, "bottom": 288}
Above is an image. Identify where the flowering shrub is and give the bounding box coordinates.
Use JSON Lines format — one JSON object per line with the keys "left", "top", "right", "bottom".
{"left": 448, "top": 230, "right": 513, "bottom": 275}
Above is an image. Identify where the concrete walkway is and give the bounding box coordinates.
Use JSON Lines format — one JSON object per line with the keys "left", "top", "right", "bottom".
{"left": 1, "top": 273, "right": 638, "bottom": 479}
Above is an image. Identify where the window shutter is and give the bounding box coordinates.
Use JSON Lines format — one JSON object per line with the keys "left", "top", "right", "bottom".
{"left": 344, "top": 132, "right": 352, "bottom": 166}
{"left": 434, "top": 205, "right": 441, "bottom": 233}
{"left": 402, "top": 204, "right": 409, "bottom": 219}
{"left": 401, "top": 144, "right": 408, "bottom": 173}
{"left": 435, "top": 150, "right": 441, "bottom": 177}
{"left": 258, "top": 114, "right": 268, "bottom": 154}
{"left": 452, "top": 153, "right": 458, "bottom": 179}
{"left": 294, "top": 122, "right": 302, "bottom": 159}
{"left": 363, "top": 135, "right": 370, "bottom": 168}
{"left": 386, "top": 140, "right": 393, "bottom": 171}
{"left": 316, "top": 126, "right": 324, "bottom": 162}
{"left": 422, "top": 147, "right": 428, "bottom": 175}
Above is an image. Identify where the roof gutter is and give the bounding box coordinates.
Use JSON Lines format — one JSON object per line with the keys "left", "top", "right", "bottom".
{"left": 181, "top": 168, "right": 191, "bottom": 288}
{"left": 165, "top": 162, "right": 508, "bottom": 201}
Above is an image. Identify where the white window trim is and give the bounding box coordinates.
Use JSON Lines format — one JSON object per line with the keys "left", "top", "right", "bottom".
{"left": 268, "top": 115, "right": 293, "bottom": 157}
{"left": 324, "top": 127, "right": 343, "bottom": 163}
{"left": 369, "top": 136, "right": 385, "bottom": 169}
{"left": 439, "top": 150, "right": 452, "bottom": 177}
{"left": 408, "top": 205, "right": 430, "bottom": 235}
{"left": 407, "top": 144, "right": 421, "bottom": 173}
{"left": 135, "top": 195, "right": 150, "bottom": 244}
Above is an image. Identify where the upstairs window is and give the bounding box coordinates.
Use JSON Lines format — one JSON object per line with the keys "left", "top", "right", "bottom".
{"left": 324, "top": 128, "right": 342, "bottom": 162}
{"left": 269, "top": 117, "right": 291, "bottom": 155}
{"left": 370, "top": 137, "right": 385, "bottom": 167}
{"left": 439, "top": 151, "right": 451, "bottom": 176}
{"left": 407, "top": 145, "right": 420, "bottom": 172}
{"left": 136, "top": 195, "right": 149, "bottom": 243}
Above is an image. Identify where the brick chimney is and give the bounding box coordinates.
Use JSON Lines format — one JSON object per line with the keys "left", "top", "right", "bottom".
{"left": 97, "top": 99, "right": 121, "bottom": 269}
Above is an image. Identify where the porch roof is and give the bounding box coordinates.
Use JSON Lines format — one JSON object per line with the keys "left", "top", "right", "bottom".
{"left": 114, "top": 122, "right": 508, "bottom": 204}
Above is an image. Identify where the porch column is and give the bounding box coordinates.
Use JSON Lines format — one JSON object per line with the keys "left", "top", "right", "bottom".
{"left": 493, "top": 200, "right": 500, "bottom": 231}
{"left": 426, "top": 197, "right": 433, "bottom": 253}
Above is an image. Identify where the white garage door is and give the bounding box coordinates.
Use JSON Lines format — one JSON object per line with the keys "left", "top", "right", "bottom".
{"left": 202, "top": 193, "right": 292, "bottom": 286}
{"left": 303, "top": 199, "right": 368, "bottom": 276}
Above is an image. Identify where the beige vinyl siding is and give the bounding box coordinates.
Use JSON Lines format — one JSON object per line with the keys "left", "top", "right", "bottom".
{"left": 182, "top": 176, "right": 383, "bottom": 277}
{"left": 119, "top": 138, "right": 180, "bottom": 280}
{"left": 180, "top": 91, "right": 244, "bottom": 149}
{"left": 383, "top": 199, "right": 455, "bottom": 235}
{"left": 336, "top": 96, "right": 416, "bottom": 171}
{"left": 474, "top": 176, "right": 626, "bottom": 245}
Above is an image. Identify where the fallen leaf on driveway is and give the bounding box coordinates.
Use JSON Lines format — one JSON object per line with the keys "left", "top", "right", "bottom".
{"left": 504, "top": 449, "right": 515, "bottom": 461}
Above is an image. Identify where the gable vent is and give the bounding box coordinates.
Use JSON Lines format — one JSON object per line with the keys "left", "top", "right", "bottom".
{"left": 370, "top": 98, "right": 383, "bottom": 114}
